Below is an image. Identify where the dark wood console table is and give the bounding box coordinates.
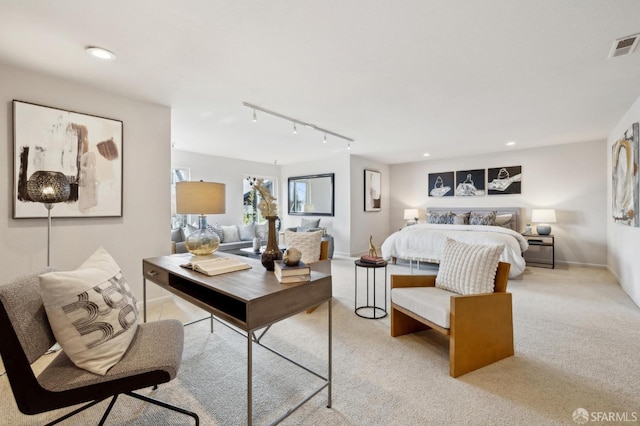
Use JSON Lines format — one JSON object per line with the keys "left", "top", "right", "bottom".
{"left": 142, "top": 253, "right": 332, "bottom": 425}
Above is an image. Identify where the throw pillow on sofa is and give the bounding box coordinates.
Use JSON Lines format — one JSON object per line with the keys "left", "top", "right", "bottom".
{"left": 238, "top": 223, "right": 255, "bottom": 241}
{"left": 300, "top": 218, "right": 321, "bottom": 230}
{"left": 221, "top": 225, "right": 240, "bottom": 243}
{"left": 208, "top": 224, "right": 225, "bottom": 242}
{"left": 255, "top": 221, "right": 268, "bottom": 240}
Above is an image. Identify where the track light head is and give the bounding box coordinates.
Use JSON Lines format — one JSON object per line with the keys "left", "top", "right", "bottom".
{"left": 252, "top": 109, "right": 257, "bottom": 122}
{"left": 323, "top": 133, "right": 327, "bottom": 144}
{"left": 347, "top": 142, "right": 351, "bottom": 150}
{"left": 293, "top": 122, "right": 297, "bottom": 134}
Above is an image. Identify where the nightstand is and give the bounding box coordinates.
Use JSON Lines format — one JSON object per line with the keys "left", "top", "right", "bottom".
{"left": 522, "top": 234, "right": 554, "bottom": 269}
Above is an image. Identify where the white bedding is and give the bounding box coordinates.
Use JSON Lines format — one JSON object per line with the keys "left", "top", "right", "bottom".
{"left": 381, "top": 224, "right": 529, "bottom": 277}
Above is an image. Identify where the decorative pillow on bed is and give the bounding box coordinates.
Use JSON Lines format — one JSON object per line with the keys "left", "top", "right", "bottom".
{"left": 39, "top": 247, "right": 138, "bottom": 375}
{"left": 469, "top": 211, "right": 497, "bottom": 226}
{"left": 494, "top": 213, "right": 514, "bottom": 228}
{"left": 435, "top": 238, "right": 504, "bottom": 295}
{"left": 427, "top": 212, "right": 454, "bottom": 224}
{"left": 452, "top": 212, "right": 470, "bottom": 225}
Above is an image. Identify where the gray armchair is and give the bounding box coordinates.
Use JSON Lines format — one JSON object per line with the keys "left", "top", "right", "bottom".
{"left": 0, "top": 269, "right": 199, "bottom": 425}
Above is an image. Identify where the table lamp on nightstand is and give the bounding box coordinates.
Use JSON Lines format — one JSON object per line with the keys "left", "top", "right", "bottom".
{"left": 176, "top": 181, "right": 226, "bottom": 255}
{"left": 403, "top": 208, "right": 419, "bottom": 226}
{"left": 531, "top": 209, "right": 556, "bottom": 235}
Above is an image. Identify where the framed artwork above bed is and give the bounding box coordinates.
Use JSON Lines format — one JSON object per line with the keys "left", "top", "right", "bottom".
{"left": 428, "top": 171, "right": 454, "bottom": 197}
{"left": 455, "top": 169, "right": 485, "bottom": 196}
{"left": 487, "top": 166, "right": 522, "bottom": 195}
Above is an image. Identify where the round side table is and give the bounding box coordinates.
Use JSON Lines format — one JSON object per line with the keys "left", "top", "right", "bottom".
{"left": 354, "top": 259, "right": 388, "bottom": 319}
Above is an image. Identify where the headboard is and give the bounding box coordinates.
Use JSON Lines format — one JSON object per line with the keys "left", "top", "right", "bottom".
{"left": 426, "top": 207, "right": 522, "bottom": 232}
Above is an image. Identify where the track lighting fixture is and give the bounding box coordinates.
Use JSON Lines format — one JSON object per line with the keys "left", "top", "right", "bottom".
{"left": 242, "top": 102, "right": 354, "bottom": 150}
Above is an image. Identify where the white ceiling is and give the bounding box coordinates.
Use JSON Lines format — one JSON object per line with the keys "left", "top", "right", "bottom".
{"left": 1, "top": 1, "right": 640, "bottom": 165}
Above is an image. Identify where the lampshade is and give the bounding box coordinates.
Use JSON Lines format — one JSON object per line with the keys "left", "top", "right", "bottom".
{"left": 531, "top": 209, "right": 556, "bottom": 235}
{"left": 27, "top": 171, "right": 71, "bottom": 204}
{"left": 531, "top": 209, "right": 556, "bottom": 223}
{"left": 176, "top": 181, "right": 226, "bottom": 214}
{"left": 403, "top": 209, "right": 419, "bottom": 220}
{"left": 176, "top": 181, "right": 225, "bottom": 256}
{"left": 26, "top": 171, "right": 71, "bottom": 267}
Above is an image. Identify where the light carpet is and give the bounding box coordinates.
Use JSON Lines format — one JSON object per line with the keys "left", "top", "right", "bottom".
{"left": 2, "top": 257, "right": 640, "bottom": 425}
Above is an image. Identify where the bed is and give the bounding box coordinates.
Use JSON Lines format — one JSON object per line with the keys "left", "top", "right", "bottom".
{"left": 381, "top": 207, "right": 529, "bottom": 277}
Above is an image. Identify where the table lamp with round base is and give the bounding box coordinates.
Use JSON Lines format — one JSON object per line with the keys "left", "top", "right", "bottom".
{"left": 176, "top": 181, "right": 226, "bottom": 256}
{"left": 531, "top": 209, "right": 556, "bottom": 235}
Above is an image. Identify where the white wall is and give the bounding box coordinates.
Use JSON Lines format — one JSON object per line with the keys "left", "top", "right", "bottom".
{"left": 607, "top": 94, "right": 640, "bottom": 307}
{"left": 389, "top": 140, "right": 607, "bottom": 266}
{"left": 0, "top": 63, "right": 171, "bottom": 300}
{"left": 172, "top": 149, "right": 279, "bottom": 226}
{"left": 280, "top": 153, "right": 351, "bottom": 255}
{"left": 349, "top": 156, "right": 390, "bottom": 256}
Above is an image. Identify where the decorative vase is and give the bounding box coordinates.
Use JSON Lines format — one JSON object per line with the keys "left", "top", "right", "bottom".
{"left": 261, "top": 216, "right": 283, "bottom": 271}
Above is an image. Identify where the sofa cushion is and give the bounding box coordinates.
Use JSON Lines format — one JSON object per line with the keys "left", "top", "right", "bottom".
{"left": 255, "top": 221, "right": 268, "bottom": 240}
{"left": 435, "top": 238, "right": 504, "bottom": 295}
{"left": 300, "top": 218, "right": 321, "bottom": 230}
{"left": 284, "top": 229, "right": 322, "bottom": 264}
{"left": 208, "top": 223, "right": 225, "bottom": 242}
{"left": 170, "top": 227, "right": 184, "bottom": 243}
{"left": 221, "top": 225, "right": 240, "bottom": 243}
{"left": 391, "top": 286, "right": 453, "bottom": 329}
{"left": 38, "top": 247, "right": 138, "bottom": 375}
{"left": 238, "top": 223, "right": 255, "bottom": 241}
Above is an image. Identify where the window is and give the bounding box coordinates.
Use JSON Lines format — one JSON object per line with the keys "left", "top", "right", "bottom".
{"left": 171, "top": 167, "right": 190, "bottom": 228}
{"left": 243, "top": 176, "right": 277, "bottom": 224}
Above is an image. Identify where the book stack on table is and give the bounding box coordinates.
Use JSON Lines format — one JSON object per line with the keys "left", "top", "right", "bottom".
{"left": 274, "top": 260, "right": 311, "bottom": 284}
{"left": 360, "top": 255, "right": 386, "bottom": 265}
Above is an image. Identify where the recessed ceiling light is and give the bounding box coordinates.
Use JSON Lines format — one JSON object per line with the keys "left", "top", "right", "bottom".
{"left": 423, "top": 152, "right": 430, "bottom": 157}
{"left": 86, "top": 46, "right": 116, "bottom": 60}
{"left": 506, "top": 141, "right": 516, "bottom": 146}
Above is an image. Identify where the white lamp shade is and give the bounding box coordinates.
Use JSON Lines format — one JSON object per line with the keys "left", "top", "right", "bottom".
{"left": 176, "top": 181, "right": 226, "bottom": 214}
{"left": 404, "top": 208, "right": 419, "bottom": 220}
{"left": 531, "top": 209, "right": 556, "bottom": 223}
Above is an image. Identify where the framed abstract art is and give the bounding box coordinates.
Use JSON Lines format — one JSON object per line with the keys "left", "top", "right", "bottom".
{"left": 612, "top": 122, "right": 639, "bottom": 226}
{"left": 13, "top": 100, "right": 123, "bottom": 218}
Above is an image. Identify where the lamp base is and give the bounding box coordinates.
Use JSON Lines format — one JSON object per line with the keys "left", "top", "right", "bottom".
{"left": 185, "top": 216, "right": 220, "bottom": 255}
{"left": 536, "top": 224, "right": 552, "bottom": 235}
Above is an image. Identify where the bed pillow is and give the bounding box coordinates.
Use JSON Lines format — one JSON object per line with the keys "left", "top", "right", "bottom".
{"left": 435, "top": 238, "right": 504, "bottom": 295}
{"left": 452, "top": 212, "right": 470, "bottom": 225}
{"left": 39, "top": 247, "right": 138, "bottom": 375}
{"left": 494, "top": 213, "right": 514, "bottom": 228}
{"left": 284, "top": 229, "right": 323, "bottom": 264}
{"left": 469, "top": 211, "right": 497, "bottom": 226}
{"left": 221, "top": 225, "right": 240, "bottom": 243}
{"left": 427, "top": 212, "right": 454, "bottom": 224}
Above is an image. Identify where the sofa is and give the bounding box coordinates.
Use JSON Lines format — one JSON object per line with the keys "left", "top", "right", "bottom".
{"left": 171, "top": 221, "right": 268, "bottom": 254}
{"left": 285, "top": 218, "right": 334, "bottom": 259}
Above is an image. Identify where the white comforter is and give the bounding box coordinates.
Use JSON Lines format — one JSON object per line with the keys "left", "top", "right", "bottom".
{"left": 381, "top": 224, "right": 529, "bottom": 277}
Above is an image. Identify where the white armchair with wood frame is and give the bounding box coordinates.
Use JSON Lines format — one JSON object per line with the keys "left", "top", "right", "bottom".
{"left": 390, "top": 254, "right": 514, "bottom": 378}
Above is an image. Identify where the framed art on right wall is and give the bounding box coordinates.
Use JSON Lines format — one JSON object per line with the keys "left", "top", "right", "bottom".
{"left": 612, "top": 122, "right": 639, "bottom": 226}
{"left": 364, "top": 169, "right": 381, "bottom": 211}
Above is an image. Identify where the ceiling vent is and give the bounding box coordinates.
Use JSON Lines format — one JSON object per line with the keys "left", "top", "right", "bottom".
{"left": 608, "top": 33, "right": 640, "bottom": 59}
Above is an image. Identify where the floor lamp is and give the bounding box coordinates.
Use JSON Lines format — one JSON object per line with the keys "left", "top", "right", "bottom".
{"left": 27, "top": 171, "right": 71, "bottom": 267}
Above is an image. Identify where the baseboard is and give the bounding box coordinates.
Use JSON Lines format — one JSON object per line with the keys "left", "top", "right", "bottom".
{"left": 136, "top": 294, "right": 173, "bottom": 312}
{"left": 556, "top": 260, "right": 607, "bottom": 269}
